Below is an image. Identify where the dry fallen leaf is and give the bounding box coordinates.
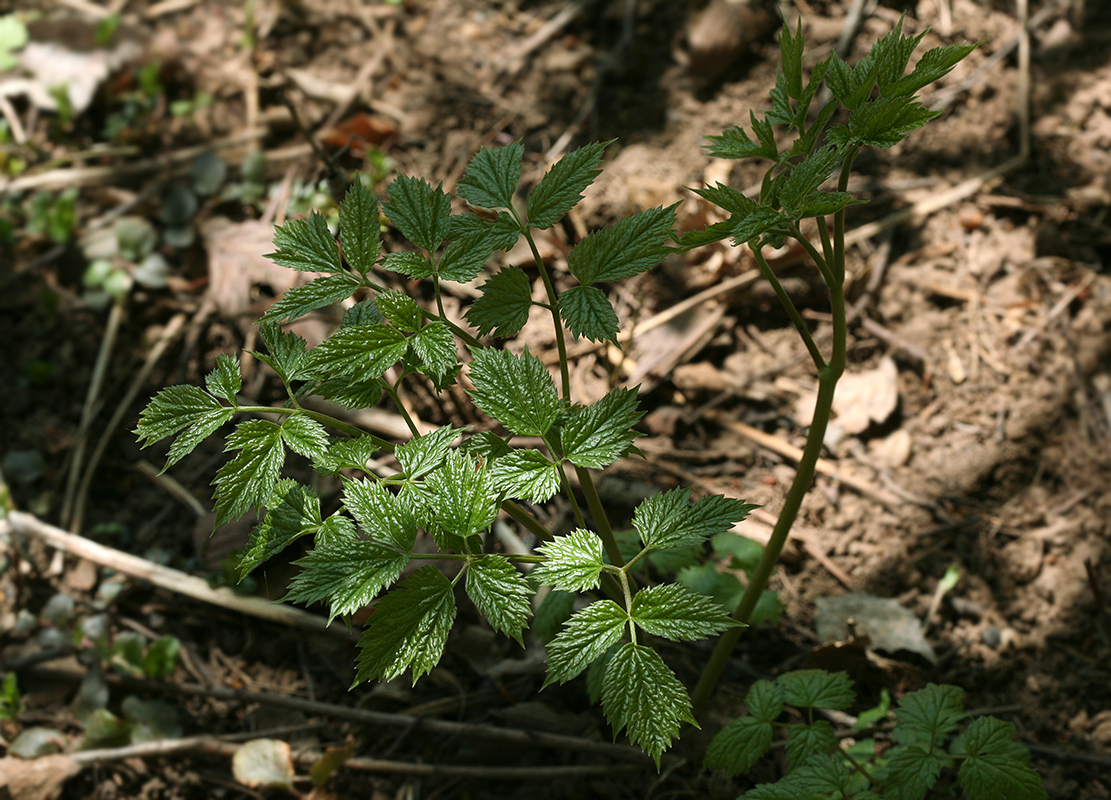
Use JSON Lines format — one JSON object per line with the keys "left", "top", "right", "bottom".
{"left": 796, "top": 357, "right": 899, "bottom": 435}
{"left": 0, "top": 754, "right": 82, "bottom": 800}
{"left": 200, "top": 218, "right": 322, "bottom": 317}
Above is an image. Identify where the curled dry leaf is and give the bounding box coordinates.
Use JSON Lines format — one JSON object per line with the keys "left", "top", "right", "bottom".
{"left": 0, "top": 754, "right": 82, "bottom": 800}
{"left": 201, "top": 218, "right": 323, "bottom": 317}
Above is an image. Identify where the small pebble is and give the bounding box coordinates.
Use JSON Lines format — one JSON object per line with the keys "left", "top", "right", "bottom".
{"left": 981, "top": 626, "right": 1001, "bottom": 649}
{"left": 958, "top": 205, "right": 984, "bottom": 231}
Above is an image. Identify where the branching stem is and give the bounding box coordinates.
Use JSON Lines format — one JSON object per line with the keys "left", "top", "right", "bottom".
{"left": 691, "top": 204, "right": 849, "bottom": 719}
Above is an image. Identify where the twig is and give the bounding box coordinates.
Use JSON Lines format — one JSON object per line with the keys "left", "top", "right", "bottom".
{"left": 62, "top": 297, "right": 127, "bottom": 532}
{"left": 1015, "top": 272, "right": 1097, "bottom": 348}
{"left": 708, "top": 414, "right": 905, "bottom": 510}
{"left": 71, "top": 733, "right": 642, "bottom": 778}
{"left": 0, "top": 129, "right": 269, "bottom": 196}
{"left": 2, "top": 511, "right": 358, "bottom": 641}
{"left": 23, "top": 666, "right": 654, "bottom": 765}
{"left": 70, "top": 312, "right": 190, "bottom": 534}
{"left": 0, "top": 93, "right": 27, "bottom": 144}
{"left": 134, "top": 460, "right": 209, "bottom": 518}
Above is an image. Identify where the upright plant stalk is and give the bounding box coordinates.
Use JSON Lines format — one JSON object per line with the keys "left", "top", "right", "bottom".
{"left": 691, "top": 188, "right": 851, "bottom": 718}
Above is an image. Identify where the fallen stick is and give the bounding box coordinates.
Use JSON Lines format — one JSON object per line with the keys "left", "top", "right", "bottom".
{"left": 2, "top": 511, "right": 356, "bottom": 641}
{"left": 709, "top": 416, "right": 905, "bottom": 510}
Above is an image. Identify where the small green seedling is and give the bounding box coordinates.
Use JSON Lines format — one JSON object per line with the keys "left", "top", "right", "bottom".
{"left": 136, "top": 14, "right": 1043, "bottom": 792}
{"left": 707, "top": 671, "right": 1046, "bottom": 800}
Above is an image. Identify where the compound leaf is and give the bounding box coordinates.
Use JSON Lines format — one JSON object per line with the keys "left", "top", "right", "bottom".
{"left": 213, "top": 419, "right": 285, "bottom": 526}
{"left": 466, "top": 554, "right": 531, "bottom": 645}
{"left": 135, "top": 385, "right": 233, "bottom": 470}
{"left": 279, "top": 414, "right": 329, "bottom": 460}
{"left": 883, "top": 745, "right": 946, "bottom": 800}
{"left": 314, "top": 435, "right": 382, "bottom": 476}
{"left": 238, "top": 480, "right": 322, "bottom": 578}
{"left": 746, "top": 679, "right": 785, "bottom": 723}
{"left": 457, "top": 141, "right": 523, "bottom": 210}
{"left": 375, "top": 289, "right": 422, "bottom": 332}
{"left": 489, "top": 449, "right": 561, "bottom": 503}
{"left": 303, "top": 324, "right": 408, "bottom": 380}
{"left": 560, "top": 387, "right": 643, "bottom": 469}
{"left": 567, "top": 204, "right": 677, "bottom": 285}
{"left": 790, "top": 752, "right": 853, "bottom": 794}
{"left": 693, "top": 182, "right": 758, "bottom": 216}
{"left": 343, "top": 476, "right": 418, "bottom": 551}
{"left": 893, "top": 683, "right": 966, "bottom": 747}
{"left": 285, "top": 536, "right": 408, "bottom": 623}
{"left": 705, "top": 716, "right": 774, "bottom": 776}
{"left": 267, "top": 211, "right": 342, "bottom": 273}
{"left": 601, "top": 643, "right": 696, "bottom": 768}
{"left": 884, "top": 42, "right": 980, "bottom": 98}
{"left": 409, "top": 320, "right": 459, "bottom": 389}
{"left": 339, "top": 180, "right": 380, "bottom": 276}
{"left": 630, "top": 583, "right": 742, "bottom": 642}
{"left": 313, "top": 377, "right": 384, "bottom": 410}
{"left": 205, "top": 354, "right": 241, "bottom": 405}
{"left": 634, "top": 488, "right": 758, "bottom": 550}
{"left": 467, "top": 346, "right": 561, "bottom": 436}
{"left": 437, "top": 232, "right": 495, "bottom": 283}
{"left": 779, "top": 19, "right": 805, "bottom": 99}
{"left": 425, "top": 451, "right": 498, "bottom": 542}
{"left": 526, "top": 140, "right": 611, "bottom": 229}
{"left": 777, "top": 669, "right": 855, "bottom": 711}
{"left": 466, "top": 266, "right": 533, "bottom": 338}
{"left": 543, "top": 600, "right": 628, "bottom": 687}
{"left": 704, "top": 124, "right": 778, "bottom": 162}
{"left": 256, "top": 324, "right": 309, "bottom": 383}
{"left": 342, "top": 299, "right": 384, "bottom": 328}
{"left": 785, "top": 720, "right": 836, "bottom": 771}
{"left": 394, "top": 424, "right": 459, "bottom": 480}
{"left": 558, "top": 284, "right": 619, "bottom": 344}
{"left": 833, "top": 96, "right": 941, "bottom": 149}
{"left": 531, "top": 528, "right": 606, "bottom": 592}
{"left": 260, "top": 273, "right": 361, "bottom": 325}
{"left": 383, "top": 174, "right": 451, "bottom": 253}
{"left": 450, "top": 211, "right": 522, "bottom": 251}
{"left": 382, "top": 250, "right": 435, "bottom": 279}
{"left": 957, "top": 717, "right": 1046, "bottom": 800}
{"left": 732, "top": 207, "right": 790, "bottom": 245}
{"left": 353, "top": 567, "right": 456, "bottom": 685}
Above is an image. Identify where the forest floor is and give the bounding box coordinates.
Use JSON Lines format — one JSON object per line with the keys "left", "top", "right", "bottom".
{"left": 2, "top": 0, "right": 1111, "bottom": 798}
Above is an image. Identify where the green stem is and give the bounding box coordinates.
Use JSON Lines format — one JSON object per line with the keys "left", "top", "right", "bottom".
{"left": 501, "top": 499, "right": 554, "bottom": 542}
{"left": 690, "top": 239, "right": 848, "bottom": 720}
{"left": 790, "top": 225, "right": 837, "bottom": 290}
{"left": 838, "top": 741, "right": 883, "bottom": 790}
{"left": 560, "top": 468, "right": 589, "bottom": 530}
{"left": 408, "top": 552, "right": 547, "bottom": 564}
{"left": 575, "top": 465, "right": 624, "bottom": 567}
{"left": 752, "top": 247, "right": 825, "bottom": 371}
{"left": 237, "top": 406, "right": 392, "bottom": 449}
{"left": 619, "top": 570, "right": 637, "bottom": 644}
{"left": 511, "top": 211, "right": 621, "bottom": 566}
{"left": 382, "top": 378, "right": 421, "bottom": 438}
{"left": 521, "top": 227, "right": 572, "bottom": 399}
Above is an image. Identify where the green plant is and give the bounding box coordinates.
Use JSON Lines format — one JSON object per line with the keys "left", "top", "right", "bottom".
{"left": 706, "top": 671, "right": 1045, "bottom": 799}
{"left": 26, "top": 188, "right": 79, "bottom": 243}
{"left": 0, "top": 13, "right": 28, "bottom": 72}
{"left": 0, "top": 672, "right": 22, "bottom": 721}
{"left": 135, "top": 14, "right": 1042, "bottom": 793}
